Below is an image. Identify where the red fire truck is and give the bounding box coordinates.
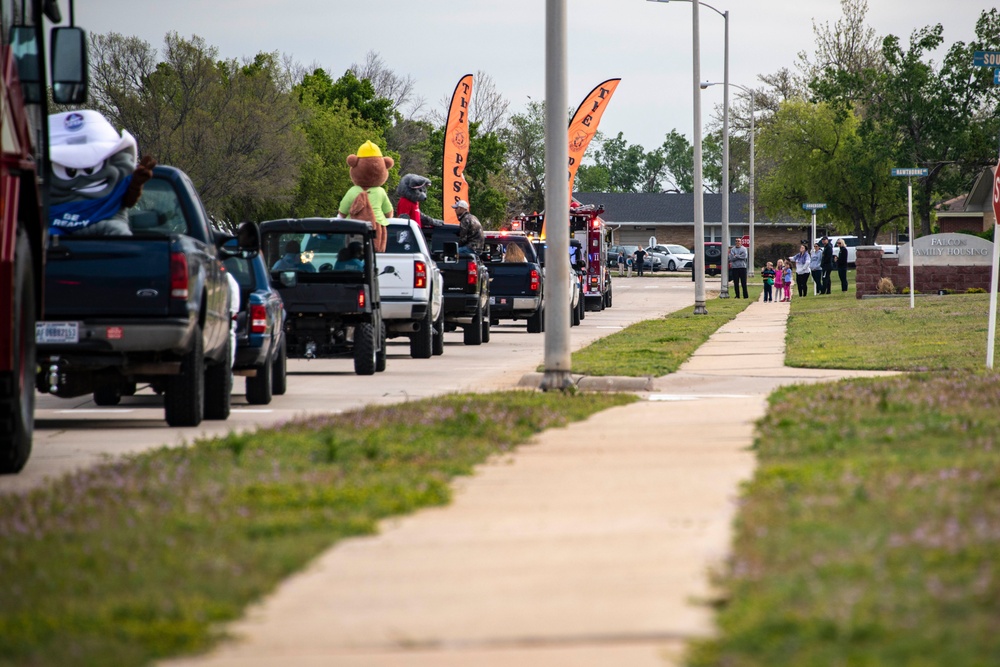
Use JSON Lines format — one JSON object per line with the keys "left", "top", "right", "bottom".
{"left": 1, "top": 1, "right": 87, "bottom": 473}
{"left": 570, "top": 204, "right": 612, "bottom": 311}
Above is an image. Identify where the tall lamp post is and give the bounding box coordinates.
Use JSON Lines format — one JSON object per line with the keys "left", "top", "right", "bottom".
{"left": 648, "top": 0, "right": 725, "bottom": 313}
{"left": 703, "top": 81, "right": 755, "bottom": 277}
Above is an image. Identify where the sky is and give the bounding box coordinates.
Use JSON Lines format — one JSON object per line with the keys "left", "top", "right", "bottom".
{"left": 77, "top": 0, "right": 989, "bottom": 154}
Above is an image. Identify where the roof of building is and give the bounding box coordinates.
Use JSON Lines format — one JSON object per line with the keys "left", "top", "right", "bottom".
{"left": 571, "top": 191, "right": 795, "bottom": 225}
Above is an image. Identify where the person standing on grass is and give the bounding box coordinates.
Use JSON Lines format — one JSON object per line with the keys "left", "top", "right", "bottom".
{"left": 633, "top": 246, "right": 647, "bottom": 277}
{"left": 820, "top": 236, "right": 834, "bottom": 294}
{"left": 761, "top": 261, "right": 776, "bottom": 302}
{"left": 793, "top": 244, "right": 811, "bottom": 298}
{"left": 836, "top": 238, "right": 849, "bottom": 291}
{"left": 810, "top": 242, "right": 823, "bottom": 294}
{"left": 728, "top": 237, "right": 749, "bottom": 298}
{"left": 774, "top": 259, "right": 786, "bottom": 302}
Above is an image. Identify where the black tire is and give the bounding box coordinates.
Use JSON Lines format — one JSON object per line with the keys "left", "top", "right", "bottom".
{"left": 93, "top": 386, "right": 122, "bottom": 406}
{"left": 354, "top": 323, "right": 377, "bottom": 375}
{"left": 606, "top": 288, "right": 613, "bottom": 308}
{"left": 165, "top": 327, "right": 204, "bottom": 427}
{"left": 527, "top": 308, "right": 543, "bottom": 333}
{"left": 204, "top": 336, "right": 232, "bottom": 420}
{"left": 571, "top": 299, "right": 580, "bottom": 326}
{"left": 481, "top": 304, "right": 491, "bottom": 343}
{"left": 668, "top": 260, "right": 676, "bottom": 271}
{"left": 246, "top": 350, "right": 273, "bottom": 405}
{"left": 0, "top": 229, "right": 35, "bottom": 474}
{"left": 464, "top": 301, "right": 483, "bottom": 345}
{"left": 376, "top": 321, "right": 387, "bottom": 372}
{"left": 432, "top": 311, "right": 444, "bottom": 356}
{"left": 410, "top": 308, "right": 433, "bottom": 359}
{"left": 578, "top": 291, "right": 586, "bottom": 320}
{"left": 271, "top": 337, "right": 287, "bottom": 395}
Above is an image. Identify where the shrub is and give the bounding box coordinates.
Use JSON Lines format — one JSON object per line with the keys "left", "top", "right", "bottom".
{"left": 757, "top": 242, "right": 799, "bottom": 270}
{"left": 876, "top": 277, "right": 896, "bottom": 294}
{"left": 967, "top": 287, "right": 986, "bottom": 294}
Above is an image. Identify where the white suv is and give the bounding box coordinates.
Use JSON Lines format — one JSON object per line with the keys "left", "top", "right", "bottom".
{"left": 378, "top": 219, "right": 444, "bottom": 358}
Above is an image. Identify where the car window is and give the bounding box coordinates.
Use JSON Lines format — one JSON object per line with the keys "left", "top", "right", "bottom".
{"left": 668, "top": 245, "right": 690, "bottom": 254}
{"left": 130, "top": 178, "right": 190, "bottom": 236}
{"left": 385, "top": 226, "right": 421, "bottom": 253}
{"left": 223, "top": 256, "right": 256, "bottom": 291}
{"left": 845, "top": 238, "right": 858, "bottom": 247}
{"left": 264, "top": 232, "right": 365, "bottom": 273}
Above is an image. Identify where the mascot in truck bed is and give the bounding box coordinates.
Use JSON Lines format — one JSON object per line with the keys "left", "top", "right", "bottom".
{"left": 48, "top": 110, "right": 156, "bottom": 236}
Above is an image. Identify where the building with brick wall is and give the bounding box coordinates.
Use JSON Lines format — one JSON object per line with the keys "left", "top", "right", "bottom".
{"left": 935, "top": 166, "right": 997, "bottom": 234}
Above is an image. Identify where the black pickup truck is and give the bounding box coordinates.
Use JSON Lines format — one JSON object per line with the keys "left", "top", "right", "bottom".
{"left": 35, "top": 166, "right": 252, "bottom": 427}
{"left": 426, "top": 226, "right": 490, "bottom": 345}
{"left": 482, "top": 232, "right": 545, "bottom": 333}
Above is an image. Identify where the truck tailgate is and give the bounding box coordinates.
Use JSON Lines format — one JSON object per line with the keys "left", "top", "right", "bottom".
{"left": 44, "top": 238, "right": 173, "bottom": 318}
{"left": 377, "top": 253, "right": 415, "bottom": 299}
{"left": 487, "top": 263, "right": 538, "bottom": 297}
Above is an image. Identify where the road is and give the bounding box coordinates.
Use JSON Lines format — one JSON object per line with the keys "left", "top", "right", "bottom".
{"left": 2, "top": 277, "right": 698, "bottom": 494}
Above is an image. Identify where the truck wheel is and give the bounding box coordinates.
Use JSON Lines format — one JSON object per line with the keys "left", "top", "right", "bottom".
{"left": 432, "top": 312, "right": 445, "bottom": 356}
{"left": 165, "top": 326, "right": 204, "bottom": 427}
{"left": 578, "top": 292, "right": 586, "bottom": 320}
{"left": 376, "top": 322, "right": 387, "bottom": 372}
{"left": 354, "top": 323, "right": 377, "bottom": 375}
{"left": 410, "top": 308, "right": 434, "bottom": 359}
{"left": 93, "top": 386, "right": 122, "bottom": 406}
{"left": 271, "top": 338, "right": 287, "bottom": 396}
{"left": 571, "top": 301, "right": 580, "bottom": 326}
{"left": 606, "top": 288, "right": 613, "bottom": 308}
{"left": 481, "top": 304, "right": 491, "bottom": 343}
{"left": 0, "top": 229, "right": 35, "bottom": 474}
{"left": 203, "top": 336, "right": 232, "bottom": 420}
{"left": 464, "top": 301, "right": 483, "bottom": 345}
{"left": 246, "top": 350, "right": 273, "bottom": 405}
{"left": 527, "top": 308, "right": 543, "bottom": 334}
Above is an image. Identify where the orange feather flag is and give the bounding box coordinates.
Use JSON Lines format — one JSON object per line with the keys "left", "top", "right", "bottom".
{"left": 443, "top": 74, "right": 473, "bottom": 225}
{"left": 567, "top": 78, "right": 621, "bottom": 200}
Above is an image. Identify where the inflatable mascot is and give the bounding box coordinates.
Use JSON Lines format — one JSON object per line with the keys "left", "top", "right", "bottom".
{"left": 48, "top": 110, "right": 156, "bottom": 236}
{"left": 338, "top": 140, "right": 393, "bottom": 253}
{"left": 395, "top": 173, "right": 443, "bottom": 234}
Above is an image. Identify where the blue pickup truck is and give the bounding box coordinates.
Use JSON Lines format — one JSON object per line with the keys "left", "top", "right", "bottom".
{"left": 35, "top": 166, "right": 253, "bottom": 426}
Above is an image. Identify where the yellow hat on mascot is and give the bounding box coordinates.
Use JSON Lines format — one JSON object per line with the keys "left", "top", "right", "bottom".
{"left": 356, "top": 140, "right": 383, "bottom": 158}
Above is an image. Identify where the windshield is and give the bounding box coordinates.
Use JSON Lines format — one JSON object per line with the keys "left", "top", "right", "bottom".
{"left": 667, "top": 245, "right": 690, "bottom": 254}
{"left": 263, "top": 231, "right": 366, "bottom": 273}
{"left": 126, "top": 178, "right": 190, "bottom": 236}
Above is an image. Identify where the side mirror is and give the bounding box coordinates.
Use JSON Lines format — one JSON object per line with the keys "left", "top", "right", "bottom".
{"left": 10, "top": 26, "right": 42, "bottom": 103}
{"left": 442, "top": 242, "right": 459, "bottom": 263}
{"left": 235, "top": 221, "right": 260, "bottom": 253}
{"left": 51, "top": 27, "right": 88, "bottom": 104}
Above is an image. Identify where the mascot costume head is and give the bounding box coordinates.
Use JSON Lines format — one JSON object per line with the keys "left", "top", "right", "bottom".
{"left": 395, "top": 173, "right": 442, "bottom": 235}
{"left": 337, "top": 140, "right": 393, "bottom": 253}
{"left": 48, "top": 110, "right": 156, "bottom": 236}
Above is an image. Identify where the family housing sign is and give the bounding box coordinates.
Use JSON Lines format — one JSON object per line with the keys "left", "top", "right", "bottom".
{"left": 898, "top": 233, "right": 993, "bottom": 266}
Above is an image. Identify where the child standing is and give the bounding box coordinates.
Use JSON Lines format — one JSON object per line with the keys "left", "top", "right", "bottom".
{"left": 774, "top": 259, "right": 786, "bottom": 302}
{"left": 761, "top": 262, "right": 775, "bottom": 302}
{"left": 783, "top": 262, "right": 793, "bottom": 302}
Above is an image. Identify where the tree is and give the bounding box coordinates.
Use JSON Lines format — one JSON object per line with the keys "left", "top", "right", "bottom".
{"left": 350, "top": 50, "right": 419, "bottom": 117}
{"left": 503, "top": 101, "right": 546, "bottom": 214}
{"left": 423, "top": 122, "right": 509, "bottom": 226}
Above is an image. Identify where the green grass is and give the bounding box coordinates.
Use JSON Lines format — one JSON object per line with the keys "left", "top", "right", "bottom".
{"left": 686, "top": 373, "right": 1000, "bottom": 666}
{"left": 570, "top": 285, "right": 762, "bottom": 376}
{"left": 785, "top": 280, "right": 992, "bottom": 371}
{"left": 0, "top": 391, "right": 634, "bottom": 666}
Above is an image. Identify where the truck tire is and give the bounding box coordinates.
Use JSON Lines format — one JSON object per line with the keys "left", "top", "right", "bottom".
{"left": 578, "top": 292, "right": 586, "bottom": 320}
{"left": 93, "top": 386, "right": 122, "bottom": 406}
{"left": 605, "top": 287, "right": 613, "bottom": 308}
{"left": 0, "top": 229, "right": 35, "bottom": 474}
{"left": 271, "top": 338, "right": 287, "bottom": 395}
{"left": 410, "top": 308, "right": 433, "bottom": 359}
{"left": 165, "top": 326, "right": 204, "bottom": 427}
{"left": 204, "top": 336, "right": 232, "bottom": 420}
{"left": 481, "top": 303, "right": 491, "bottom": 343}
{"left": 376, "top": 322, "right": 387, "bottom": 372}
{"left": 246, "top": 350, "right": 273, "bottom": 405}
{"left": 527, "top": 307, "right": 543, "bottom": 334}
{"left": 354, "top": 323, "right": 377, "bottom": 375}
{"left": 432, "top": 312, "right": 445, "bottom": 356}
{"left": 464, "top": 301, "right": 483, "bottom": 345}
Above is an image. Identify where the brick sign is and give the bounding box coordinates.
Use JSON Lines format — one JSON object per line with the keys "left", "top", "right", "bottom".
{"left": 898, "top": 233, "right": 994, "bottom": 266}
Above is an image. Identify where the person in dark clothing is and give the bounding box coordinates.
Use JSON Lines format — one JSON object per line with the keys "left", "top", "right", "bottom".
{"left": 452, "top": 199, "right": 484, "bottom": 255}
{"left": 836, "top": 238, "right": 849, "bottom": 291}
{"left": 728, "top": 237, "right": 749, "bottom": 298}
{"left": 820, "top": 236, "right": 834, "bottom": 294}
{"left": 633, "top": 246, "right": 647, "bottom": 277}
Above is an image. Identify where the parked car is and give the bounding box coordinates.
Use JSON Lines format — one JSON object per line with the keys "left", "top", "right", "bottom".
{"left": 606, "top": 244, "right": 662, "bottom": 272}
{"left": 646, "top": 243, "right": 694, "bottom": 271}
{"left": 221, "top": 241, "right": 286, "bottom": 405}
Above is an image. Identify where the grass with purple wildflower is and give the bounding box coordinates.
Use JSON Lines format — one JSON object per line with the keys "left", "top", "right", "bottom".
{"left": 686, "top": 373, "right": 1000, "bottom": 666}
{"left": 0, "top": 391, "right": 633, "bottom": 666}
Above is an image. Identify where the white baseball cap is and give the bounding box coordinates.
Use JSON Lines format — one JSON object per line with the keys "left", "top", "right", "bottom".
{"left": 49, "top": 110, "right": 137, "bottom": 169}
{"left": 451, "top": 199, "right": 469, "bottom": 210}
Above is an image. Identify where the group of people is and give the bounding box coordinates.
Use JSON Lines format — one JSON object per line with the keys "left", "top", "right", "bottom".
{"left": 616, "top": 246, "right": 648, "bottom": 277}
{"left": 759, "top": 236, "right": 848, "bottom": 303}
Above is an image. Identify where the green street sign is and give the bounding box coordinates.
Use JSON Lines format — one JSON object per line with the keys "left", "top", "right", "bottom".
{"left": 973, "top": 51, "right": 1000, "bottom": 67}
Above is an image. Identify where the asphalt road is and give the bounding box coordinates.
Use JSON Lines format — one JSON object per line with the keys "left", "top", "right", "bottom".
{"left": 2, "top": 276, "right": 699, "bottom": 494}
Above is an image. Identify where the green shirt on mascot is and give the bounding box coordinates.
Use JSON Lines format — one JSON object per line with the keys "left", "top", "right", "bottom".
{"left": 338, "top": 140, "right": 393, "bottom": 253}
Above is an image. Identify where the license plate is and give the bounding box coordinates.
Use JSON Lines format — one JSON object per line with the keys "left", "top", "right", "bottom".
{"left": 36, "top": 321, "right": 80, "bottom": 344}
{"left": 489, "top": 296, "right": 495, "bottom": 305}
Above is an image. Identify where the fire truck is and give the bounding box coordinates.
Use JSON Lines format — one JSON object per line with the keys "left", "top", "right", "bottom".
{"left": 1, "top": 1, "right": 87, "bottom": 473}
{"left": 511, "top": 205, "right": 612, "bottom": 313}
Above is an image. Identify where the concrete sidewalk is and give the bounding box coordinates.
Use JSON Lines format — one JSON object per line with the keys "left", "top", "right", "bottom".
{"left": 167, "top": 298, "right": 893, "bottom": 667}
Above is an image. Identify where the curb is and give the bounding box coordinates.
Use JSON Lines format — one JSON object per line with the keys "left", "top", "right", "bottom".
{"left": 518, "top": 372, "right": 655, "bottom": 392}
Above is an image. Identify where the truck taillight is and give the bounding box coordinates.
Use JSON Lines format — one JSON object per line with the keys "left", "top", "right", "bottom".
{"left": 358, "top": 288, "right": 366, "bottom": 310}
{"left": 170, "top": 252, "right": 189, "bottom": 299}
{"left": 530, "top": 269, "right": 540, "bottom": 291}
{"left": 467, "top": 260, "right": 478, "bottom": 285}
{"left": 414, "top": 260, "right": 427, "bottom": 289}
{"left": 250, "top": 304, "right": 267, "bottom": 334}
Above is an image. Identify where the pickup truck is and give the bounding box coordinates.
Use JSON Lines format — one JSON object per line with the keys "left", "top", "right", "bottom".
{"left": 379, "top": 219, "right": 445, "bottom": 358}
{"left": 533, "top": 239, "right": 584, "bottom": 326}
{"left": 426, "top": 226, "right": 491, "bottom": 345}
{"left": 482, "top": 232, "right": 545, "bottom": 333}
{"left": 36, "top": 166, "right": 252, "bottom": 427}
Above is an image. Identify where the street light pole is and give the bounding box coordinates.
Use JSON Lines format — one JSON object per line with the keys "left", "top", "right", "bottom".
{"left": 719, "top": 10, "right": 730, "bottom": 298}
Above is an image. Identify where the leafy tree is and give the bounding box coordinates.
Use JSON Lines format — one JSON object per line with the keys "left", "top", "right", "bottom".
{"left": 575, "top": 164, "right": 611, "bottom": 193}
{"left": 503, "top": 101, "right": 547, "bottom": 214}
{"left": 423, "top": 122, "right": 509, "bottom": 226}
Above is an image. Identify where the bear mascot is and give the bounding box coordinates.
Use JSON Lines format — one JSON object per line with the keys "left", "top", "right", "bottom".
{"left": 338, "top": 140, "right": 393, "bottom": 253}
{"left": 48, "top": 110, "right": 156, "bottom": 236}
{"left": 395, "top": 173, "right": 443, "bottom": 238}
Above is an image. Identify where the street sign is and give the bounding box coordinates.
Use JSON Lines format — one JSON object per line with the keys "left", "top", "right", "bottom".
{"left": 993, "top": 159, "right": 1000, "bottom": 225}
{"left": 995, "top": 69, "right": 1000, "bottom": 86}
{"left": 741, "top": 235, "right": 749, "bottom": 246}
{"left": 891, "top": 168, "right": 929, "bottom": 177}
{"left": 802, "top": 203, "right": 827, "bottom": 210}
{"left": 649, "top": 236, "right": 657, "bottom": 248}
{"left": 973, "top": 51, "right": 1000, "bottom": 67}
